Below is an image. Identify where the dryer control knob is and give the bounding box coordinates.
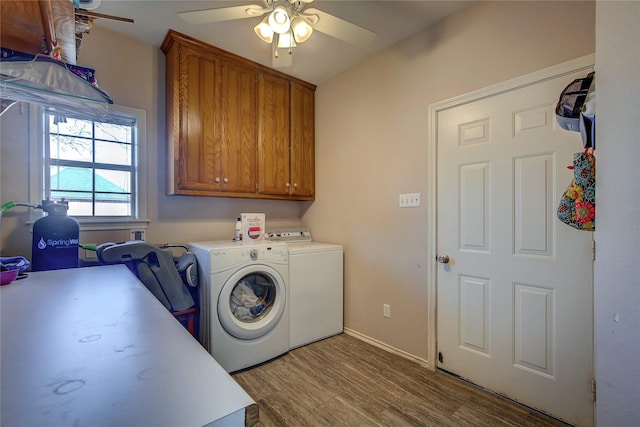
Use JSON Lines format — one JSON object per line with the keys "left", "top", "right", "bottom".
{"left": 250, "top": 249, "right": 258, "bottom": 260}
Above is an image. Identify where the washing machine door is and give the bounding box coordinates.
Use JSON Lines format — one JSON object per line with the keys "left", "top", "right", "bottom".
{"left": 217, "top": 264, "right": 286, "bottom": 340}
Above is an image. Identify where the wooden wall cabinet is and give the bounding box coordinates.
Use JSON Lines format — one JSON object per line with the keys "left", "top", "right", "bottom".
{"left": 162, "top": 30, "right": 316, "bottom": 200}
{"left": 219, "top": 59, "right": 258, "bottom": 194}
{"left": 258, "top": 72, "right": 291, "bottom": 198}
{"left": 163, "top": 38, "right": 257, "bottom": 196}
{"left": 164, "top": 44, "right": 217, "bottom": 194}
{"left": 290, "top": 82, "right": 315, "bottom": 199}
{"left": 257, "top": 75, "right": 316, "bottom": 200}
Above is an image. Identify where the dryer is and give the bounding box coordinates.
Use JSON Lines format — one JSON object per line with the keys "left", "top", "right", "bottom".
{"left": 189, "top": 240, "right": 289, "bottom": 373}
{"left": 267, "top": 228, "right": 344, "bottom": 349}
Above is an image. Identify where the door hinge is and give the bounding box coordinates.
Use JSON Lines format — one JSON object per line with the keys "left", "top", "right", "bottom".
{"left": 592, "top": 240, "right": 596, "bottom": 261}
{"left": 591, "top": 378, "right": 597, "bottom": 401}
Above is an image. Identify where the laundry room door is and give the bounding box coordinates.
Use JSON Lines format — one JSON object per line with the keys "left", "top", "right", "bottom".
{"left": 435, "top": 61, "right": 594, "bottom": 426}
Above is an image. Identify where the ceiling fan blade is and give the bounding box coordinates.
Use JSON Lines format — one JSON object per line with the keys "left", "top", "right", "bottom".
{"left": 75, "top": 9, "right": 134, "bottom": 24}
{"left": 303, "top": 8, "right": 375, "bottom": 44}
{"left": 178, "top": 4, "right": 267, "bottom": 25}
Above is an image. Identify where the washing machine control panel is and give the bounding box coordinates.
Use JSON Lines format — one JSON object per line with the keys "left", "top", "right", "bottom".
{"left": 190, "top": 241, "right": 289, "bottom": 267}
{"left": 239, "top": 244, "right": 288, "bottom": 263}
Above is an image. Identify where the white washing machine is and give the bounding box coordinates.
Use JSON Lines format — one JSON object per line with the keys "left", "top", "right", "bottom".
{"left": 267, "top": 228, "right": 344, "bottom": 349}
{"left": 188, "top": 240, "right": 289, "bottom": 373}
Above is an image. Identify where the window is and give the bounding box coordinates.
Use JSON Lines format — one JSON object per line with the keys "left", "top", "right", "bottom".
{"left": 31, "top": 104, "right": 147, "bottom": 228}
{"left": 45, "top": 113, "right": 134, "bottom": 216}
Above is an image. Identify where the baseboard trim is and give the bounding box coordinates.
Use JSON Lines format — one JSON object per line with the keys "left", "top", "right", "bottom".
{"left": 343, "top": 328, "right": 432, "bottom": 369}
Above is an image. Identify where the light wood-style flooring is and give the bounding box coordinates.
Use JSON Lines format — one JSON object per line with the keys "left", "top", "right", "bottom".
{"left": 233, "top": 333, "right": 569, "bottom": 427}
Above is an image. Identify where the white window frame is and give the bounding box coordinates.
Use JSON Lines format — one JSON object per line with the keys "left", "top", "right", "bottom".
{"left": 29, "top": 104, "right": 148, "bottom": 231}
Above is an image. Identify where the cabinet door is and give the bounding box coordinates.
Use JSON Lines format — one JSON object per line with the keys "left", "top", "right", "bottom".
{"left": 219, "top": 60, "right": 258, "bottom": 193}
{"left": 290, "top": 82, "right": 315, "bottom": 199}
{"left": 257, "top": 73, "right": 290, "bottom": 196}
{"left": 174, "top": 45, "right": 221, "bottom": 193}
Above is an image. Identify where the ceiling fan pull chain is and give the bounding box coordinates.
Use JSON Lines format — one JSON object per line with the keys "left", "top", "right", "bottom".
{"left": 273, "top": 33, "right": 280, "bottom": 58}
{"left": 289, "top": 29, "right": 293, "bottom": 55}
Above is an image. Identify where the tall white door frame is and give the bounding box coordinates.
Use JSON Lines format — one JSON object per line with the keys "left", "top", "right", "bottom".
{"left": 426, "top": 54, "right": 595, "bottom": 370}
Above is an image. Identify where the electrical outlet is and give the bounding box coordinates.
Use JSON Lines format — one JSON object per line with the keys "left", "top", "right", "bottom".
{"left": 130, "top": 229, "right": 146, "bottom": 241}
{"left": 383, "top": 304, "right": 391, "bottom": 318}
{"left": 399, "top": 193, "right": 421, "bottom": 208}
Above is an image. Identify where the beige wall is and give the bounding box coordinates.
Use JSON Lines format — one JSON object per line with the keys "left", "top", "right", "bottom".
{"left": 594, "top": 1, "right": 640, "bottom": 424}
{"left": 305, "top": 1, "right": 595, "bottom": 361}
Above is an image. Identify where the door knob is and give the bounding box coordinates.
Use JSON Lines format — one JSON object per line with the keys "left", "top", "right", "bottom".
{"left": 437, "top": 255, "right": 450, "bottom": 264}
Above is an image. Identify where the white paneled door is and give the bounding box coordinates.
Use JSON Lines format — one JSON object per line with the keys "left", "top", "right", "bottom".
{"left": 436, "top": 64, "right": 594, "bottom": 426}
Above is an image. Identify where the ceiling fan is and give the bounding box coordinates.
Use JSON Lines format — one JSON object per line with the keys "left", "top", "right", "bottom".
{"left": 178, "top": 0, "right": 376, "bottom": 68}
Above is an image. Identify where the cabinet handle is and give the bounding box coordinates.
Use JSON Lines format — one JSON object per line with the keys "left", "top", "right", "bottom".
{"left": 293, "top": 182, "right": 298, "bottom": 188}
{"left": 215, "top": 177, "right": 220, "bottom": 183}
{"left": 223, "top": 177, "right": 229, "bottom": 183}
{"left": 285, "top": 182, "right": 290, "bottom": 188}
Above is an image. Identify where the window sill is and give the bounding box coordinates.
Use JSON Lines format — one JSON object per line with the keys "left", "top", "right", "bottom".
{"left": 76, "top": 218, "right": 150, "bottom": 232}
{"left": 26, "top": 217, "right": 150, "bottom": 232}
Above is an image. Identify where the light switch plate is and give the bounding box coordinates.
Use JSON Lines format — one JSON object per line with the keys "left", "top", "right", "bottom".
{"left": 399, "top": 193, "right": 421, "bottom": 208}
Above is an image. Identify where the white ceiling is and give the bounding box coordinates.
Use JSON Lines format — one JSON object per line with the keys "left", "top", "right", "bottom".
{"left": 89, "top": 1, "right": 471, "bottom": 85}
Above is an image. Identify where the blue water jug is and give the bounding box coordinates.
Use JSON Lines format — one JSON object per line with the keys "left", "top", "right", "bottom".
{"left": 31, "top": 200, "right": 79, "bottom": 272}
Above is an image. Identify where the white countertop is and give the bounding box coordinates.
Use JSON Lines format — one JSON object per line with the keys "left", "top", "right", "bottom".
{"left": 0, "top": 265, "right": 255, "bottom": 427}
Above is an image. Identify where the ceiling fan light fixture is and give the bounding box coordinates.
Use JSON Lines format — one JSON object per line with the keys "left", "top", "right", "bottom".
{"left": 268, "top": 6, "right": 291, "bottom": 34}
{"left": 254, "top": 17, "right": 274, "bottom": 43}
{"left": 291, "top": 16, "right": 312, "bottom": 43}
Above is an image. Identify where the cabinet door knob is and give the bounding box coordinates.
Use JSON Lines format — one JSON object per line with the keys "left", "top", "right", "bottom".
{"left": 215, "top": 177, "right": 221, "bottom": 183}
{"left": 285, "top": 182, "right": 290, "bottom": 188}
{"left": 223, "top": 177, "right": 229, "bottom": 183}
{"left": 293, "top": 182, "right": 298, "bottom": 188}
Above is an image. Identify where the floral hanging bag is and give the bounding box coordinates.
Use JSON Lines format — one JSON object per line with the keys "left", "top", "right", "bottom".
{"left": 557, "top": 150, "right": 595, "bottom": 231}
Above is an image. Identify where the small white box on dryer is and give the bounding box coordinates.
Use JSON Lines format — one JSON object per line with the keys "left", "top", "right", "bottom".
{"left": 241, "top": 213, "right": 265, "bottom": 243}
